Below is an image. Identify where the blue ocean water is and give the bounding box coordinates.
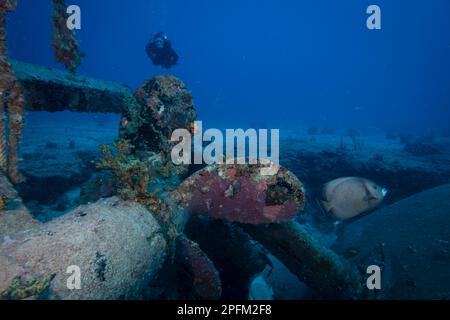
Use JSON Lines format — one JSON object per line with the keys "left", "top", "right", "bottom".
{"left": 8, "top": 0, "right": 450, "bottom": 133}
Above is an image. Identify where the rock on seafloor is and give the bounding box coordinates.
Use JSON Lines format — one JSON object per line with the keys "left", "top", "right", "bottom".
{"left": 0, "top": 197, "right": 167, "bottom": 300}
{"left": 333, "top": 184, "right": 450, "bottom": 299}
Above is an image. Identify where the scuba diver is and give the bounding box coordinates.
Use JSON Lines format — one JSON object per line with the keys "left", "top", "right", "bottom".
{"left": 146, "top": 32, "right": 179, "bottom": 69}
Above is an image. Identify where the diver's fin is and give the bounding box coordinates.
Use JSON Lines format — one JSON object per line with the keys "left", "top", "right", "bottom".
{"left": 363, "top": 184, "right": 377, "bottom": 203}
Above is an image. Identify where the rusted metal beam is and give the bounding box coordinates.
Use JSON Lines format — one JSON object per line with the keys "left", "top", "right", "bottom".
{"left": 11, "top": 60, "right": 133, "bottom": 113}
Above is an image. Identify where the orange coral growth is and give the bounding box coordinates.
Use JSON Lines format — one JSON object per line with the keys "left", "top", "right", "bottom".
{"left": 51, "top": 0, "right": 84, "bottom": 73}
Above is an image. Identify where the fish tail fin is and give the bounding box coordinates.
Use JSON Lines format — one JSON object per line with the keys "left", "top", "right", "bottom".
{"left": 320, "top": 200, "right": 332, "bottom": 213}
{"left": 363, "top": 195, "right": 377, "bottom": 202}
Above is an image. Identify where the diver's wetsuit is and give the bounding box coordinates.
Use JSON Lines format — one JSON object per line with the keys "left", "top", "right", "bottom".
{"left": 146, "top": 41, "right": 179, "bottom": 69}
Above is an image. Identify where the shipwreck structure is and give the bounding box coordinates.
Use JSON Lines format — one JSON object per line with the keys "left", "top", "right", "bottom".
{"left": 0, "top": 0, "right": 90, "bottom": 183}
{"left": 0, "top": 0, "right": 367, "bottom": 300}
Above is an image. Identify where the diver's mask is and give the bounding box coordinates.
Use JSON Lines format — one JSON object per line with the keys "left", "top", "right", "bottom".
{"left": 155, "top": 38, "right": 165, "bottom": 49}
{"left": 154, "top": 33, "right": 168, "bottom": 49}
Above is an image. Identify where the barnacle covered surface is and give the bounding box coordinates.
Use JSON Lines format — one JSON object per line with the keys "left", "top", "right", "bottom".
{"left": 120, "top": 76, "right": 197, "bottom": 164}
{"left": 96, "top": 75, "right": 199, "bottom": 241}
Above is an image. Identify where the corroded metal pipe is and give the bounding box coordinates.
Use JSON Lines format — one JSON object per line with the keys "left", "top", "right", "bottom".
{"left": 0, "top": 197, "right": 167, "bottom": 300}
